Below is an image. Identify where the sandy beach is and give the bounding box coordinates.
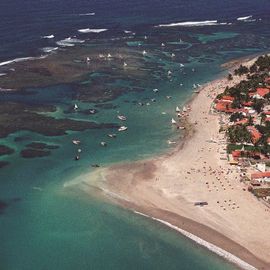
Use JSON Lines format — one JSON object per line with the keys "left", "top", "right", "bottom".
{"left": 78, "top": 56, "right": 270, "bottom": 270}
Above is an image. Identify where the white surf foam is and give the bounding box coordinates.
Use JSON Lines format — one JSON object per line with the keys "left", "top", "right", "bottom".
{"left": 237, "top": 15, "right": 252, "bottom": 21}
{"left": 78, "top": 12, "right": 95, "bottom": 16}
{"left": 41, "top": 47, "right": 59, "bottom": 53}
{"left": 42, "top": 34, "right": 54, "bottom": 39}
{"left": 56, "top": 37, "right": 85, "bottom": 47}
{"left": 0, "top": 73, "right": 7, "bottom": 76}
{"left": 0, "top": 56, "right": 47, "bottom": 67}
{"left": 157, "top": 20, "right": 224, "bottom": 27}
{"left": 133, "top": 211, "right": 257, "bottom": 270}
{"left": 78, "top": 28, "right": 108, "bottom": 33}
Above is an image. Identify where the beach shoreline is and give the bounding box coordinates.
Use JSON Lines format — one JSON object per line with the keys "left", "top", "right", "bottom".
{"left": 75, "top": 55, "right": 270, "bottom": 270}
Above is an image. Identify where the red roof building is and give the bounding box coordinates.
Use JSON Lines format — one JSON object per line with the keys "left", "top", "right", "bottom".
{"left": 247, "top": 126, "right": 262, "bottom": 144}
{"left": 251, "top": 171, "right": 270, "bottom": 180}
{"left": 256, "top": 88, "right": 270, "bottom": 97}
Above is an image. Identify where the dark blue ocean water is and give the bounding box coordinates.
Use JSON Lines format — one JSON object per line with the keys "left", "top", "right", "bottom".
{"left": 0, "top": 1, "right": 270, "bottom": 270}
{"left": 1, "top": 0, "right": 270, "bottom": 61}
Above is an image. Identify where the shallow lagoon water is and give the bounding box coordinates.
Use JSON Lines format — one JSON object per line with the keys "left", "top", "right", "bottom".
{"left": 1, "top": 1, "right": 270, "bottom": 269}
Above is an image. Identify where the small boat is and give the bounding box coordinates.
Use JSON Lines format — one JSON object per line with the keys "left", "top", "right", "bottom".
{"left": 138, "top": 102, "right": 144, "bottom": 106}
{"left": 166, "top": 96, "right": 172, "bottom": 99}
{"left": 107, "top": 53, "right": 112, "bottom": 58}
{"left": 118, "top": 126, "right": 128, "bottom": 131}
{"left": 123, "top": 62, "right": 128, "bottom": 67}
{"left": 100, "top": 142, "right": 107, "bottom": 147}
{"left": 91, "top": 164, "right": 100, "bottom": 168}
{"left": 179, "top": 63, "right": 185, "bottom": 67}
{"left": 161, "top": 112, "right": 167, "bottom": 115}
{"left": 72, "top": 140, "right": 81, "bottom": 145}
{"left": 168, "top": 70, "right": 172, "bottom": 76}
{"left": 117, "top": 115, "right": 127, "bottom": 121}
{"left": 142, "top": 50, "right": 147, "bottom": 55}
{"left": 151, "top": 98, "right": 156, "bottom": 102}
{"left": 182, "top": 106, "right": 187, "bottom": 112}
{"left": 74, "top": 155, "right": 80, "bottom": 161}
{"left": 153, "top": 88, "right": 159, "bottom": 93}
{"left": 78, "top": 148, "right": 82, "bottom": 153}
{"left": 171, "top": 53, "right": 175, "bottom": 57}
{"left": 89, "top": 109, "right": 97, "bottom": 114}
{"left": 74, "top": 104, "right": 78, "bottom": 110}
{"left": 146, "top": 102, "right": 150, "bottom": 106}
{"left": 176, "top": 106, "right": 181, "bottom": 112}
{"left": 161, "top": 43, "right": 165, "bottom": 47}
{"left": 194, "top": 201, "right": 208, "bottom": 206}
{"left": 171, "top": 118, "right": 177, "bottom": 124}
{"left": 86, "top": 57, "right": 90, "bottom": 62}
{"left": 192, "top": 68, "right": 195, "bottom": 72}
{"left": 144, "top": 35, "right": 148, "bottom": 40}
{"left": 178, "top": 126, "right": 185, "bottom": 130}
{"left": 167, "top": 140, "right": 176, "bottom": 145}
{"left": 107, "top": 134, "right": 116, "bottom": 138}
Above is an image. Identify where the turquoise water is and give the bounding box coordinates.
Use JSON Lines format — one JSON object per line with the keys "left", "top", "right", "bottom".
{"left": 1, "top": 18, "right": 270, "bottom": 269}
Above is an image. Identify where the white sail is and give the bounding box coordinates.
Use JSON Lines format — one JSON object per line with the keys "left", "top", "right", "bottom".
{"left": 176, "top": 106, "right": 181, "bottom": 112}
{"left": 171, "top": 118, "right": 177, "bottom": 124}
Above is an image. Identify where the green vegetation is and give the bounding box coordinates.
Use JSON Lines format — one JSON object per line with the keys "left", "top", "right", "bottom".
{"left": 227, "top": 125, "right": 252, "bottom": 143}
{"left": 234, "top": 64, "right": 249, "bottom": 76}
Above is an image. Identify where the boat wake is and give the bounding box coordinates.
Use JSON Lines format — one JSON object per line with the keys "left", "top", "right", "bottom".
{"left": 133, "top": 211, "right": 257, "bottom": 270}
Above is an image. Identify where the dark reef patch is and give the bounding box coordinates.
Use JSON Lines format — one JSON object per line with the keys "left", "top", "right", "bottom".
{"left": 0, "top": 102, "right": 120, "bottom": 138}
{"left": 0, "top": 145, "right": 15, "bottom": 156}
{"left": 94, "top": 103, "right": 118, "bottom": 110}
{"left": 20, "top": 149, "right": 51, "bottom": 158}
{"left": 26, "top": 142, "right": 59, "bottom": 150}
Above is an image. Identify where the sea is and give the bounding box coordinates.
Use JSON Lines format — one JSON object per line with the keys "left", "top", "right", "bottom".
{"left": 0, "top": 1, "right": 270, "bottom": 269}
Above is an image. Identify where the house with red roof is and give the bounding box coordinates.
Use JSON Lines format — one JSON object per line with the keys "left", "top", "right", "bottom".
{"left": 251, "top": 171, "right": 270, "bottom": 183}
{"left": 247, "top": 126, "right": 262, "bottom": 144}
{"left": 252, "top": 88, "right": 270, "bottom": 99}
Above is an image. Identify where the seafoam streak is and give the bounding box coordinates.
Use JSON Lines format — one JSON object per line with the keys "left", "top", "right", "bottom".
{"left": 133, "top": 211, "right": 257, "bottom": 270}
{"left": 237, "top": 15, "right": 252, "bottom": 21}
{"left": 157, "top": 20, "right": 223, "bottom": 27}
{"left": 0, "top": 56, "right": 47, "bottom": 67}
{"left": 78, "top": 28, "right": 108, "bottom": 33}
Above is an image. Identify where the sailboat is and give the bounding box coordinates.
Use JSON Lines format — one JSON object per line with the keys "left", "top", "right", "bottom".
{"left": 183, "top": 106, "right": 187, "bottom": 112}
{"left": 74, "top": 104, "right": 78, "bottom": 110}
{"left": 117, "top": 115, "right": 127, "bottom": 121}
{"left": 171, "top": 118, "right": 177, "bottom": 125}
{"left": 176, "top": 106, "right": 181, "bottom": 112}
{"left": 118, "top": 126, "right": 128, "bottom": 131}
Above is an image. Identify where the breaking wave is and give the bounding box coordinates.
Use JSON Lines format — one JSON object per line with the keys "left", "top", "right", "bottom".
{"left": 237, "top": 15, "right": 252, "bottom": 21}
{"left": 0, "top": 56, "right": 47, "bottom": 67}
{"left": 41, "top": 47, "right": 59, "bottom": 53}
{"left": 133, "top": 211, "right": 257, "bottom": 270}
{"left": 42, "top": 34, "right": 55, "bottom": 39}
{"left": 78, "top": 12, "right": 95, "bottom": 16}
{"left": 156, "top": 20, "right": 226, "bottom": 27}
{"left": 78, "top": 28, "right": 108, "bottom": 33}
{"left": 56, "top": 37, "right": 85, "bottom": 47}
